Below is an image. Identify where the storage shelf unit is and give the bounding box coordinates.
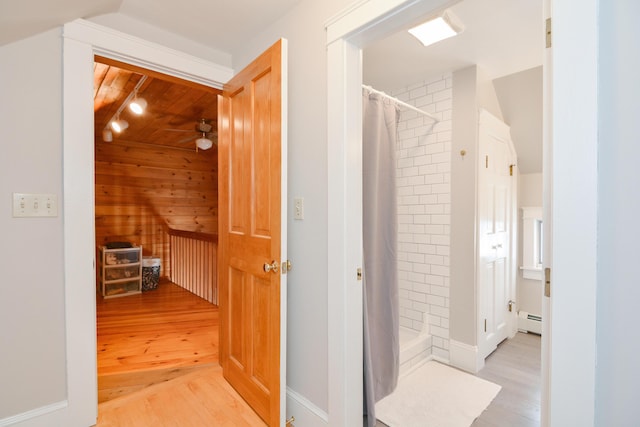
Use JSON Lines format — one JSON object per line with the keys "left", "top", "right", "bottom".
{"left": 99, "top": 246, "right": 142, "bottom": 298}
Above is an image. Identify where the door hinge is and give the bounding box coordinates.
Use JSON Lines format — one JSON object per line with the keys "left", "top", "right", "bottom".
{"left": 508, "top": 300, "right": 515, "bottom": 312}
{"left": 286, "top": 416, "right": 296, "bottom": 426}
{"left": 546, "top": 17, "right": 552, "bottom": 48}
{"left": 484, "top": 318, "right": 487, "bottom": 332}
{"left": 509, "top": 164, "right": 514, "bottom": 176}
{"left": 485, "top": 155, "right": 489, "bottom": 169}
{"left": 545, "top": 267, "right": 551, "bottom": 297}
{"left": 357, "top": 268, "right": 362, "bottom": 281}
{"left": 281, "top": 260, "right": 292, "bottom": 274}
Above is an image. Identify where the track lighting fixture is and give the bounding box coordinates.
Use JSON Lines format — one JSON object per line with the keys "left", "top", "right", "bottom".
{"left": 110, "top": 117, "right": 129, "bottom": 133}
{"left": 129, "top": 93, "right": 147, "bottom": 115}
{"left": 102, "top": 129, "right": 113, "bottom": 142}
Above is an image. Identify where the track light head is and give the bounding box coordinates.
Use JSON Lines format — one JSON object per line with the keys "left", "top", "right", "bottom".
{"left": 111, "top": 119, "right": 129, "bottom": 133}
{"left": 129, "top": 97, "right": 147, "bottom": 115}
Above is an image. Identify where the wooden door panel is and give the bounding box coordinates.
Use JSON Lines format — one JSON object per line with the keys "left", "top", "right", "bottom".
{"left": 229, "top": 266, "right": 246, "bottom": 368}
{"left": 219, "top": 39, "right": 283, "bottom": 427}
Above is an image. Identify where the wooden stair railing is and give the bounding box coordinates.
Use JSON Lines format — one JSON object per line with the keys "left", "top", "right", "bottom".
{"left": 168, "top": 229, "right": 218, "bottom": 305}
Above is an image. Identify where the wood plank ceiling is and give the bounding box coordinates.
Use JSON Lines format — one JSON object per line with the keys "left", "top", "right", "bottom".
{"left": 93, "top": 57, "right": 222, "bottom": 150}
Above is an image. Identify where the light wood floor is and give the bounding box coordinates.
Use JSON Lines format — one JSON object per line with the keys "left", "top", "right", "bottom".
{"left": 96, "top": 281, "right": 266, "bottom": 426}
{"left": 471, "top": 332, "right": 541, "bottom": 427}
{"left": 375, "top": 332, "right": 541, "bottom": 427}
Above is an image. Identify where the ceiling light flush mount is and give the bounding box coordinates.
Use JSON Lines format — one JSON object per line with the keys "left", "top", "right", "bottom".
{"left": 408, "top": 11, "right": 463, "bottom": 47}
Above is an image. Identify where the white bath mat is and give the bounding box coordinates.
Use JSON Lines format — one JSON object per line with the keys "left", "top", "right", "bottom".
{"left": 376, "top": 361, "right": 501, "bottom": 427}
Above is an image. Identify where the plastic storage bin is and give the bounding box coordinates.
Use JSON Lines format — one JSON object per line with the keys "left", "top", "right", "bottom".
{"left": 142, "top": 256, "right": 161, "bottom": 291}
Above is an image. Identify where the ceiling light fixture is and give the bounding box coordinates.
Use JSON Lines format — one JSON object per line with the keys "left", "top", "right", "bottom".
{"left": 102, "top": 129, "right": 113, "bottom": 142}
{"left": 102, "top": 75, "right": 148, "bottom": 140}
{"left": 195, "top": 133, "right": 213, "bottom": 150}
{"left": 129, "top": 95, "right": 147, "bottom": 115}
{"left": 408, "top": 11, "right": 463, "bottom": 47}
{"left": 110, "top": 117, "right": 129, "bottom": 133}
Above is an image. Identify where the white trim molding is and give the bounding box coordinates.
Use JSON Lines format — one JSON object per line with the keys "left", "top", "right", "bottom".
{"left": 449, "top": 339, "right": 483, "bottom": 373}
{"left": 61, "top": 19, "right": 231, "bottom": 426}
{"left": 0, "top": 401, "right": 68, "bottom": 427}
{"left": 63, "top": 19, "right": 233, "bottom": 88}
{"left": 286, "top": 388, "right": 329, "bottom": 427}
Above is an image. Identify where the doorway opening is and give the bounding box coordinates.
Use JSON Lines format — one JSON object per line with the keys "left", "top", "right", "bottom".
{"left": 361, "top": 0, "right": 542, "bottom": 423}
{"left": 92, "top": 57, "right": 221, "bottom": 403}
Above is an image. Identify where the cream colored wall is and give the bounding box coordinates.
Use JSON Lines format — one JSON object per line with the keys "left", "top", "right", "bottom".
{"left": 0, "top": 29, "right": 68, "bottom": 418}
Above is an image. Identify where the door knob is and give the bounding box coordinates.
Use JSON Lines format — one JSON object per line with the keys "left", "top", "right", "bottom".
{"left": 263, "top": 260, "right": 279, "bottom": 274}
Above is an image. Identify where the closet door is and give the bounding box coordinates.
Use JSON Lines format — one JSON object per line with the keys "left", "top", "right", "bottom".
{"left": 477, "top": 109, "right": 517, "bottom": 360}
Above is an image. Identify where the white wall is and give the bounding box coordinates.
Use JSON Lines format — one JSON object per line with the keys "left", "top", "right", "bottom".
{"left": 231, "top": 0, "right": 355, "bottom": 416}
{"left": 0, "top": 29, "right": 68, "bottom": 419}
{"left": 450, "top": 65, "right": 503, "bottom": 348}
{"left": 596, "top": 0, "right": 640, "bottom": 424}
{"left": 392, "top": 74, "right": 452, "bottom": 360}
{"left": 450, "top": 66, "right": 478, "bottom": 347}
{"left": 517, "top": 172, "right": 542, "bottom": 316}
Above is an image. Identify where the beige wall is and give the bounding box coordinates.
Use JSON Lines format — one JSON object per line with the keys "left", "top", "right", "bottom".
{"left": 450, "top": 65, "right": 503, "bottom": 347}
{"left": 0, "top": 28, "right": 68, "bottom": 418}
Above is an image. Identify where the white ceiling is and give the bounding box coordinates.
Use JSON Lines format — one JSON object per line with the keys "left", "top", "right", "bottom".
{"left": 363, "top": 0, "right": 543, "bottom": 91}
{"left": 0, "top": 0, "right": 303, "bottom": 52}
{"left": 363, "top": 0, "right": 543, "bottom": 173}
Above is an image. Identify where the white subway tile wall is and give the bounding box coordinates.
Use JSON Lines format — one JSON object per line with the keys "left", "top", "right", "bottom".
{"left": 392, "top": 73, "right": 452, "bottom": 360}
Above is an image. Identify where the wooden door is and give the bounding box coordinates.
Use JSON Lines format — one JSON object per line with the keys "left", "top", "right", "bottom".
{"left": 218, "top": 39, "right": 287, "bottom": 427}
{"left": 477, "top": 109, "right": 516, "bottom": 360}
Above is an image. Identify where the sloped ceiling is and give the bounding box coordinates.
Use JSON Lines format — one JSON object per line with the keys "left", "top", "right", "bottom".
{"left": 493, "top": 67, "right": 542, "bottom": 173}
{"left": 0, "top": 0, "right": 303, "bottom": 52}
{"left": 363, "top": 0, "right": 542, "bottom": 91}
{"left": 0, "top": 0, "right": 122, "bottom": 45}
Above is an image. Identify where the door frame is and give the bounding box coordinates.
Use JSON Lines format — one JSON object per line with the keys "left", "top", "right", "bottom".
{"left": 61, "top": 19, "right": 233, "bottom": 425}
{"left": 326, "top": 0, "right": 598, "bottom": 425}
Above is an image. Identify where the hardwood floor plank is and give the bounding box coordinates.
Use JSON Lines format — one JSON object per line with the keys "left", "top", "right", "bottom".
{"left": 472, "top": 332, "right": 541, "bottom": 427}
{"left": 97, "top": 366, "right": 266, "bottom": 427}
{"left": 96, "top": 281, "right": 265, "bottom": 425}
{"left": 97, "top": 281, "right": 218, "bottom": 400}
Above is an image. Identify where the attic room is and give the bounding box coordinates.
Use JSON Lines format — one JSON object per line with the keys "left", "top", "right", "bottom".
{"left": 92, "top": 58, "right": 222, "bottom": 402}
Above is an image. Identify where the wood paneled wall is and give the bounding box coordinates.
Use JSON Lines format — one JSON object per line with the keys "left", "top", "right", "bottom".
{"left": 95, "top": 138, "right": 218, "bottom": 278}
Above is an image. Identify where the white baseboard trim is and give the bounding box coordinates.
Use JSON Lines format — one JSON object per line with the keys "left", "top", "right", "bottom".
{"left": 0, "top": 400, "right": 68, "bottom": 427}
{"left": 286, "top": 387, "right": 329, "bottom": 427}
{"left": 449, "top": 339, "right": 483, "bottom": 373}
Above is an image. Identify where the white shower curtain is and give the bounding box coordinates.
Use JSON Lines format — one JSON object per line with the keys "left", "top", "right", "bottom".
{"left": 362, "top": 88, "right": 400, "bottom": 427}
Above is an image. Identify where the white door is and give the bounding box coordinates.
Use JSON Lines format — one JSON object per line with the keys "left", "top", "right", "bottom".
{"left": 477, "top": 109, "right": 517, "bottom": 360}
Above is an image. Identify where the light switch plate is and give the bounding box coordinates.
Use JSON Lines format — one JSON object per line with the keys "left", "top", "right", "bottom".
{"left": 13, "top": 193, "right": 58, "bottom": 217}
{"left": 294, "top": 197, "right": 304, "bottom": 220}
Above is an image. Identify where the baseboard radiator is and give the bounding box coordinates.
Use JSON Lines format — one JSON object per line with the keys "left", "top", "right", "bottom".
{"left": 517, "top": 311, "right": 542, "bottom": 334}
{"left": 169, "top": 229, "right": 218, "bottom": 305}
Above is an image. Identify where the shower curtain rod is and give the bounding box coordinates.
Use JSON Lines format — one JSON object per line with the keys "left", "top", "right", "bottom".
{"left": 362, "top": 84, "right": 439, "bottom": 123}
